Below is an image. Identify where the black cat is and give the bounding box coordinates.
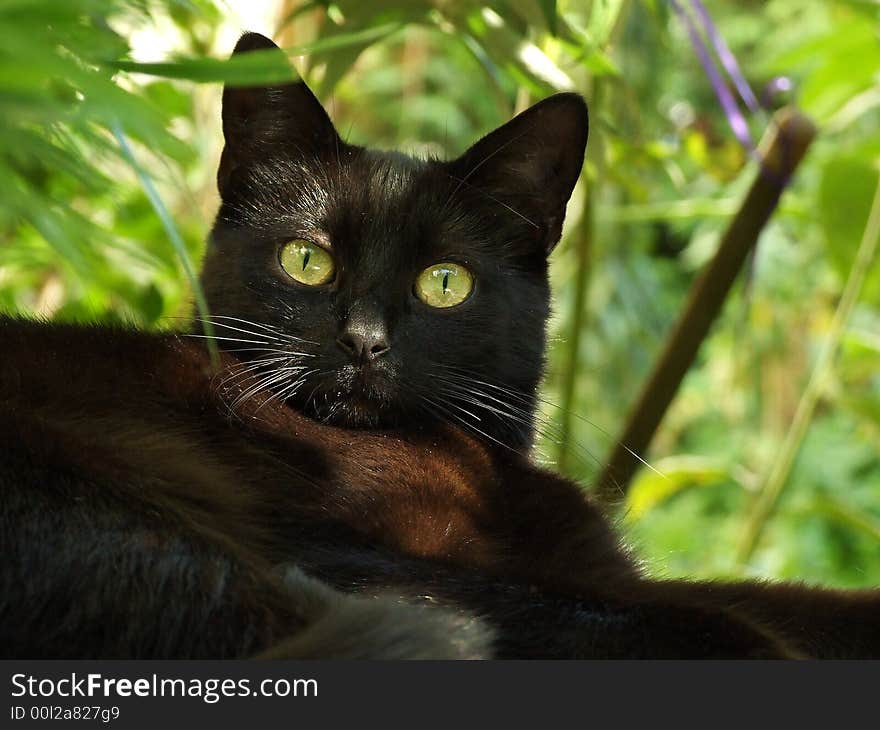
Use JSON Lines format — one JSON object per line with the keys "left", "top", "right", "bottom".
{"left": 2, "top": 32, "right": 879, "bottom": 660}
{"left": 201, "top": 32, "right": 583, "bottom": 450}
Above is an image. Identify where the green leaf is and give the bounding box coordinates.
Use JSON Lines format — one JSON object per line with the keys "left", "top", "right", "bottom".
{"left": 819, "top": 154, "right": 880, "bottom": 304}
{"left": 588, "top": 0, "right": 626, "bottom": 46}
{"left": 538, "top": 0, "right": 558, "bottom": 36}
{"left": 812, "top": 495, "right": 880, "bottom": 544}
{"left": 108, "top": 23, "right": 403, "bottom": 85}
{"left": 626, "top": 456, "right": 731, "bottom": 521}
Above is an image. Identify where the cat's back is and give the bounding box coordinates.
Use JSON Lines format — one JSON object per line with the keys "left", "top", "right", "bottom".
{"left": 0, "top": 316, "right": 284, "bottom": 548}
{"left": 1, "top": 315, "right": 215, "bottom": 407}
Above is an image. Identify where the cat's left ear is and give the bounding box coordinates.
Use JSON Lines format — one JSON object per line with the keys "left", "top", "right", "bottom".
{"left": 218, "top": 32, "right": 340, "bottom": 198}
{"left": 449, "top": 93, "right": 588, "bottom": 255}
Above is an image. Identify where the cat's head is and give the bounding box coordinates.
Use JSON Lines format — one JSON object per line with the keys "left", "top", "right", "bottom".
{"left": 201, "top": 32, "right": 587, "bottom": 450}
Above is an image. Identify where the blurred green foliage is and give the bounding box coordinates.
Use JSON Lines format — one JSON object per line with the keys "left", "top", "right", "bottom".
{"left": 1, "top": 0, "right": 878, "bottom": 586}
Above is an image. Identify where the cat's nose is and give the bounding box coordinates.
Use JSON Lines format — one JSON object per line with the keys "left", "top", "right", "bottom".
{"left": 336, "top": 323, "right": 391, "bottom": 363}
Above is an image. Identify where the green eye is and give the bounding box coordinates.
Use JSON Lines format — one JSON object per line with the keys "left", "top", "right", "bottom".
{"left": 279, "top": 239, "right": 335, "bottom": 286}
{"left": 414, "top": 263, "right": 474, "bottom": 308}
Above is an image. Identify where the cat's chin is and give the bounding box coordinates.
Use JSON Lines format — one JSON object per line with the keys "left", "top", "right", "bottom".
{"left": 300, "top": 367, "right": 402, "bottom": 429}
{"left": 306, "top": 393, "right": 399, "bottom": 429}
{"left": 323, "top": 402, "right": 391, "bottom": 428}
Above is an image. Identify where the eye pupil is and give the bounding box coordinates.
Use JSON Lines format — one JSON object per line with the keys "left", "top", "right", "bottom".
{"left": 279, "top": 239, "right": 335, "bottom": 286}
{"left": 414, "top": 262, "right": 473, "bottom": 308}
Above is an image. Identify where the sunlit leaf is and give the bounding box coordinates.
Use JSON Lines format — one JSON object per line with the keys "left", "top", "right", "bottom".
{"left": 626, "top": 456, "right": 731, "bottom": 521}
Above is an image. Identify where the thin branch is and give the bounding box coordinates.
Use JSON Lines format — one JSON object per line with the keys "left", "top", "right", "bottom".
{"left": 736, "top": 168, "right": 880, "bottom": 565}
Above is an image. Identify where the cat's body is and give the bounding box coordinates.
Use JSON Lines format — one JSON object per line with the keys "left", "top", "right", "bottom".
{"left": 0, "top": 317, "right": 789, "bottom": 659}
{"left": 2, "top": 32, "right": 879, "bottom": 660}
{"left": 4, "top": 315, "right": 880, "bottom": 659}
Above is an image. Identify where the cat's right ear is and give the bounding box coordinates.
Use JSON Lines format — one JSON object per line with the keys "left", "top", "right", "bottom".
{"left": 218, "top": 32, "right": 340, "bottom": 198}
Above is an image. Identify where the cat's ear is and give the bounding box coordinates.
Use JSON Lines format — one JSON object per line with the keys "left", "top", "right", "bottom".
{"left": 449, "top": 93, "right": 588, "bottom": 255}
{"left": 218, "top": 32, "right": 340, "bottom": 197}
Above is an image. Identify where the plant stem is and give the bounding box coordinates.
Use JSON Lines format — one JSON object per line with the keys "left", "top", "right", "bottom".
{"left": 736, "top": 169, "right": 880, "bottom": 566}
{"left": 113, "top": 124, "right": 220, "bottom": 369}
{"left": 557, "top": 176, "right": 595, "bottom": 474}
